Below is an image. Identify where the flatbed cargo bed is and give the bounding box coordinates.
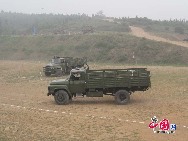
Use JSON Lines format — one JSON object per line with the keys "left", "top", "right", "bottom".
{"left": 86, "top": 68, "right": 150, "bottom": 91}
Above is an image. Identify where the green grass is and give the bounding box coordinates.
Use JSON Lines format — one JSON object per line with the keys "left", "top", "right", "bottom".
{"left": 0, "top": 33, "right": 188, "bottom": 66}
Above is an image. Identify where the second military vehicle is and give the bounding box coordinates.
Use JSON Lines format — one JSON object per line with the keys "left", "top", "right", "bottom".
{"left": 47, "top": 67, "right": 151, "bottom": 105}
{"left": 43, "top": 56, "right": 87, "bottom": 77}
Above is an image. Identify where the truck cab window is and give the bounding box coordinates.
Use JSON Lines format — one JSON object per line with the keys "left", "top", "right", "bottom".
{"left": 70, "top": 73, "right": 81, "bottom": 80}
{"left": 73, "top": 73, "right": 80, "bottom": 80}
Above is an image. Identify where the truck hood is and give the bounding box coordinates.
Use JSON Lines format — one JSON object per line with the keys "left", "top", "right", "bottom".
{"left": 45, "top": 63, "right": 60, "bottom": 67}
{"left": 50, "top": 79, "right": 69, "bottom": 85}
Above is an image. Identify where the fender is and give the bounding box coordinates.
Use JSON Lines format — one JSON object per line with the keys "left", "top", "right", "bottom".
{"left": 48, "top": 85, "right": 72, "bottom": 97}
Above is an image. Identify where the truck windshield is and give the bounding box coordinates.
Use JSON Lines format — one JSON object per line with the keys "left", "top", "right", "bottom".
{"left": 51, "top": 58, "right": 61, "bottom": 64}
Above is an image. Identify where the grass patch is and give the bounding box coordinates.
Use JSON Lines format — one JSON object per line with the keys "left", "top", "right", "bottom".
{"left": 1, "top": 33, "right": 188, "bottom": 66}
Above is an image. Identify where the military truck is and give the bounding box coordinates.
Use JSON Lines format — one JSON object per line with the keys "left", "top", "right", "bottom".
{"left": 43, "top": 56, "right": 87, "bottom": 77}
{"left": 47, "top": 67, "right": 151, "bottom": 105}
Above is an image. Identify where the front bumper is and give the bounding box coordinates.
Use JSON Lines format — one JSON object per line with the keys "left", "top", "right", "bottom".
{"left": 47, "top": 86, "right": 54, "bottom": 96}
{"left": 43, "top": 67, "right": 55, "bottom": 73}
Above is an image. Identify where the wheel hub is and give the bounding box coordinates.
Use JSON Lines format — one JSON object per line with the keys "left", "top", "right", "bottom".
{"left": 120, "top": 94, "right": 127, "bottom": 101}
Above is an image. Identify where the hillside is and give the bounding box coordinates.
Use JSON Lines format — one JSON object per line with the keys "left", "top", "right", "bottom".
{"left": 1, "top": 12, "right": 188, "bottom": 65}
{"left": 130, "top": 26, "right": 188, "bottom": 48}
{"left": 1, "top": 33, "right": 188, "bottom": 65}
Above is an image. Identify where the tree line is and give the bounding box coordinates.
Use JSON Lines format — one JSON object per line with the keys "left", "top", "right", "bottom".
{"left": 0, "top": 11, "right": 188, "bottom": 35}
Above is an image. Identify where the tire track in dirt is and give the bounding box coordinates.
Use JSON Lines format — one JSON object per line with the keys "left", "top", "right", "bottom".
{"left": 1, "top": 102, "right": 188, "bottom": 130}
{"left": 0, "top": 103, "right": 145, "bottom": 125}
{"left": 130, "top": 26, "right": 188, "bottom": 48}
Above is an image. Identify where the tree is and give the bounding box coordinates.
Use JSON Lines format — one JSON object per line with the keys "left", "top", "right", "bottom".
{"left": 95, "top": 10, "right": 105, "bottom": 18}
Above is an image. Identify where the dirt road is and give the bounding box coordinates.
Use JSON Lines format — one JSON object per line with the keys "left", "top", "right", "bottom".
{"left": 130, "top": 26, "right": 188, "bottom": 48}
{"left": 0, "top": 61, "right": 188, "bottom": 141}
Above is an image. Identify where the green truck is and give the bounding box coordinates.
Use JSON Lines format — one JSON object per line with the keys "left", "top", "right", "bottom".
{"left": 47, "top": 67, "right": 151, "bottom": 105}
{"left": 43, "top": 56, "right": 87, "bottom": 77}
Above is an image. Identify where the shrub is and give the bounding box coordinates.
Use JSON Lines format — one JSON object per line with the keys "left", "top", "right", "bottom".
{"left": 174, "top": 27, "right": 184, "bottom": 34}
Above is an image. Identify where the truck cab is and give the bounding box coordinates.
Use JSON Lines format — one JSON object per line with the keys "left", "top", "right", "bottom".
{"left": 68, "top": 68, "right": 86, "bottom": 94}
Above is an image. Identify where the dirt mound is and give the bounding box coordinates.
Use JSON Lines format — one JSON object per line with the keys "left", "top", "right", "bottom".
{"left": 130, "top": 26, "right": 188, "bottom": 48}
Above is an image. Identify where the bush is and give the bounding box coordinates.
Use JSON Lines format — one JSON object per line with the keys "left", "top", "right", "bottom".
{"left": 174, "top": 27, "right": 184, "bottom": 34}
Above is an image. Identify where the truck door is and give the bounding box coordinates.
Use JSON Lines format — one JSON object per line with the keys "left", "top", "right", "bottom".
{"left": 69, "top": 72, "right": 85, "bottom": 93}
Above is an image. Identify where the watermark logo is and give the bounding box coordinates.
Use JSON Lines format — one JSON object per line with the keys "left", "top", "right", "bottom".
{"left": 149, "top": 116, "right": 176, "bottom": 134}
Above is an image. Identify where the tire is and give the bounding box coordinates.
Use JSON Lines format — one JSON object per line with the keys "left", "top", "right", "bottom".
{"left": 45, "top": 72, "right": 51, "bottom": 76}
{"left": 54, "top": 90, "right": 69, "bottom": 105}
{"left": 114, "top": 90, "right": 130, "bottom": 105}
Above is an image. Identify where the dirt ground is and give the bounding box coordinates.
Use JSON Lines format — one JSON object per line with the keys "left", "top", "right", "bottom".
{"left": 0, "top": 61, "right": 188, "bottom": 141}
{"left": 130, "top": 26, "right": 188, "bottom": 48}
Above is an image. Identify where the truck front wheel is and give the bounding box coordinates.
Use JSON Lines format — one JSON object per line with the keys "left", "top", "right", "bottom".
{"left": 115, "top": 90, "right": 130, "bottom": 105}
{"left": 45, "top": 72, "right": 51, "bottom": 76}
{"left": 54, "top": 90, "right": 69, "bottom": 105}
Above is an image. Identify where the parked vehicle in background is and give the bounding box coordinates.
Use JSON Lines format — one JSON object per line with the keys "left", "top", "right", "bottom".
{"left": 43, "top": 56, "right": 87, "bottom": 77}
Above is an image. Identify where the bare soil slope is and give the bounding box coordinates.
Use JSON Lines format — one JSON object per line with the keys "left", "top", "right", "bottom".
{"left": 130, "top": 26, "right": 188, "bottom": 48}
{"left": 0, "top": 61, "right": 188, "bottom": 141}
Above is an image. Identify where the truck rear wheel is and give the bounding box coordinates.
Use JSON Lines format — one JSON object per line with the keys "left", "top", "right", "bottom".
{"left": 54, "top": 90, "right": 69, "bottom": 105}
{"left": 115, "top": 90, "right": 130, "bottom": 105}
